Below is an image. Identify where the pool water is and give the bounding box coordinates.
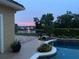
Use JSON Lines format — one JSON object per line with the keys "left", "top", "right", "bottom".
{"left": 38, "top": 40, "right": 79, "bottom": 59}
{"left": 52, "top": 47, "right": 79, "bottom": 59}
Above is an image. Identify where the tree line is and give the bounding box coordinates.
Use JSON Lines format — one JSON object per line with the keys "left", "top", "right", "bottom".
{"left": 34, "top": 11, "right": 79, "bottom": 36}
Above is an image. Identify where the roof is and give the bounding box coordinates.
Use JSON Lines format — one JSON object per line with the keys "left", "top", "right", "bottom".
{"left": 7, "top": 0, "right": 24, "bottom": 8}
{"left": 0, "top": 0, "right": 25, "bottom": 11}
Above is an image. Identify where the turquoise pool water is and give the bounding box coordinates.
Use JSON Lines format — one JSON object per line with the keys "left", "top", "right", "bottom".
{"left": 52, "top": 47, "right": 79, "bottom": 59}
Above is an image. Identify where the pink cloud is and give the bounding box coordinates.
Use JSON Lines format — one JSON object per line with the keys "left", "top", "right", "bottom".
{"left": 16, "top": 22, "right": 35, "bottom": 26}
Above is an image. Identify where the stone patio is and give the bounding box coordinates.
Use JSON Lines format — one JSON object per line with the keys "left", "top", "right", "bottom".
{"left": 0, "top": 36, "right": 43, "bottom": 59}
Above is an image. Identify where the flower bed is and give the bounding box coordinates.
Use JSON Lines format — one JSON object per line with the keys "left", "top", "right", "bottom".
{"left": 37, "top": 44, "right": 52, "bottom": 52}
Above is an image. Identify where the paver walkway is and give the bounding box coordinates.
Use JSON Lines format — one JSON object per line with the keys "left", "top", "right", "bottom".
{"left": 0, "top": 36, "right": 43, "bottom": 59}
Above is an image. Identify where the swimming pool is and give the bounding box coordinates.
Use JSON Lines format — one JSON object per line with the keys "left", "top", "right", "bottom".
{"left": 38, "top": 40, "right": 79, "bottom": 59}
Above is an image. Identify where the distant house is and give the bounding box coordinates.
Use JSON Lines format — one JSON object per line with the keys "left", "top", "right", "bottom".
{"left": 18, "top": 26, "right": 36, "bottom": 33}
{"left": 0, "top": 0, "right": 24, "bottom": 53}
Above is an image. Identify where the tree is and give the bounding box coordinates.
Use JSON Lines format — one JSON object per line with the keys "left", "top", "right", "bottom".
{"left": 34, "top": 13, "right": 54, "bottom": 36}
{"left": 34, "top": 17, "right": 40, "bottom": 29}
{"left": 56, "top": 11, "right": 79, "bottom": 28}
{"left": 71, "top": 14, "right": 79, "bottom": 28}
{"left": 56, "top": 11, "right": 73, "bottom": 28}
{"left": 40, "top": 13, "right": 54, "bottom": 35}
{"left": 34, "top": 17, "right": 42, "bottom": 35}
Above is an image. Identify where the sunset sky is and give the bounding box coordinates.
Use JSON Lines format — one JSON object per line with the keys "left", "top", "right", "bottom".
{"left": 15, "top": 0, "right": 79, "bottom": 26}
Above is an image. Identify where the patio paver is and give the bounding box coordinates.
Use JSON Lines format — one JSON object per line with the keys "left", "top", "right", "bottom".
{"left": 0, "top": 36, "right": 43, "bottom": 59}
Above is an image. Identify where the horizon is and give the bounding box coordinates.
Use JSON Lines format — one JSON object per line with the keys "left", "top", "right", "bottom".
{"left": 16, "top": 22, "right": 35, "bottom": 26}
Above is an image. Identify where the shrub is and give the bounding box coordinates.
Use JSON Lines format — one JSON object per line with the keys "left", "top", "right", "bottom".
{"left": 11, "top": 41, "right": 21, "bottom": 52}
{"left": 38, "top": 36, "right": 50, "bottom": 41}
{"left": 39, "top": 37, "right": 47, "bottom": 41}
{"left": 38, "top": 36, "right": 42, "bottom": 40}
{"left": 37, "top": 44, "right": 52, "bottom": 52}
{"left": 53, "top": 28, "right": 79, "bottom": 37}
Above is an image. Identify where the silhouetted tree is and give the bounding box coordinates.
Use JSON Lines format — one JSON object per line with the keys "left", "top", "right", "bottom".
{"left": 34, "top": 17, "right": 42, "bottom": 35}
{"left": 56, "top": 11, "right": 73, "bottom": 28}
{"left": 34, "top": 13, "right": 54, "bottom": 35}
{"left": 40, "top": 13, "right": 54, "bottom": 35}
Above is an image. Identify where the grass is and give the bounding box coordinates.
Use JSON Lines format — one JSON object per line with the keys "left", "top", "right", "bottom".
{"left": 16, "top": 33, "right": 37, "bottom": 36}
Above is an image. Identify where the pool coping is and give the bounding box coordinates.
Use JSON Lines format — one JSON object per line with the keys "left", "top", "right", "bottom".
{"left": 44, "top": 39, "right": 57, "bottom": 44}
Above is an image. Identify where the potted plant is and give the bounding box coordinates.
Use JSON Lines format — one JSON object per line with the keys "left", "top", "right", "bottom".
{"left": 11, "top": 41, "right": 21, "bottom": 52}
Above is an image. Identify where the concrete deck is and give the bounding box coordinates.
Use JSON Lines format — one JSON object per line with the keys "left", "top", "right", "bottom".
{"left": 0, "top": 36, "right": 43, "bottom": 59}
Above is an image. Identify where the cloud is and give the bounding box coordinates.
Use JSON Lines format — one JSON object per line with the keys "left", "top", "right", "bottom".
{"left": 16, "top": 22, "right": 35, "bottom": 26}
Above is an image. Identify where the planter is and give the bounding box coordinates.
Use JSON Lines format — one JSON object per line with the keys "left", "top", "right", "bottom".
{"left": 11, "top": 41, "right": 21, "bottom": 52}
{"left": 30, "top": 47, "right": 57, "bottom": 59}
{"left": 37, "top": 44, "right": 52, "bottom": 52}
